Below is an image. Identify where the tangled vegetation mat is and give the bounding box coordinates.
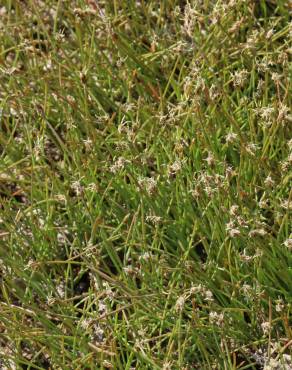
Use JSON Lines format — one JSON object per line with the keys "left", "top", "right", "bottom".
{"left": 0, "top": 1, "right": 291, "bottom": 369}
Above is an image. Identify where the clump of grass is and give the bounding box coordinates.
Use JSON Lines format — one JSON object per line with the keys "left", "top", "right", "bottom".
{"left": 0, "top": 0, "right": 291, "bottom": 369}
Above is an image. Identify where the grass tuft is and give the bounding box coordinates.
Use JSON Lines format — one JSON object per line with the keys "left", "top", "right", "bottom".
{"left": 0, "top": 0, "right": 291, "bottom": 369}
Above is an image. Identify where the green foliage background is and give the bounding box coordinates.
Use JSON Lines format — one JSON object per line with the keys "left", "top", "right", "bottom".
{"left": 0, "top": 0, "right": 291, "bottom": 369}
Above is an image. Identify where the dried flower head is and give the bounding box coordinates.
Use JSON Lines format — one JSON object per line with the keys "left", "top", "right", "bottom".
{"left": 246, "top": 143, "right": 258, "bottom": 156}
{"left": 56, "top": 280, "right": 66, "bottom": 299}
{"left": 261, "top": 321, "right": 271, "bottom": 336}
{"left": 264, "top": 358, "right": 280, "bottom": 370}
{"left": 232, "top": 69, "right": 248, "bottom": 87}
{"left": 230, "top": 205, "right": 239, "bottom": 216}
{"left": 225, "top": 132, "right": 238, "bottom": 144}
{"left": 209, "top": 311, "right": 224, "bottom": 326}
{"left": 138, "top": 177, "right": 157, "bottom": 196}
{"left": 168, "top": 159, "right": 183, "bottom": 176}
{"left": 248, "top": 228, "right": 267, "bottom": 237}
{"left": 226, "top": 221, "right": 240, "bottom": 238}
{"left": 204, "top": 152, "right": 216, "bottom": 166}
{"left": 139, "top": 252, "right": 152, "bottom": 262}
{"left": 146, "top": 215, "right": 162, "bottom": 225}
{"left": 110, "top": 157, "right": 130, "bottom": 174}
{"left": 241, "top": 283, "right": 252, "bottom": 297}
{"left": 283, "top": 238, "right": 292, "bottom": 250}
{"left": 183, "top": 3, "right": 198, "bottom": 38}
{"left": 275, "top": 298, "right": 284, "bottom": 312}
{"left": 277, "top": 103, "right": 290, "bottom": 123}
{"left": 175, "top": 295, "right": 186, "bottom": 312}
{"left": 204, "top": 289, "right": 214, "bottom": 302}
{"left": 71, "top": 180, "right": 84, "bottom": 196}
{"left": 264, "top": 175, "right": 274, "bottom": 188}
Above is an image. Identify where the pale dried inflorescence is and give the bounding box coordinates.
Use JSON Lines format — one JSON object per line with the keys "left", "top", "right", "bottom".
{"left": 83, "top": 138, "right": 93, "bottom": 152}
{"left": 230, "top": 205, "right": 239, "bottom": 216}
{"left": 139, "top": 252, "right": 152, "bottom": 262}
{"left": 248, "top": 228, "right": 267, "bottom": 237}
{"left": 246, "top": 143, "right": 259, "bottom": 156}
{"left": 190, "top": 283, "right": 204, "bottom": 295}
{"left": 87, "top": 183, "right": 98, "bottom": 192}
{"left": 71, "top": 180, "right": 84, "bottom": 196}
{"left": 175, "top": 295, "right": 186, "bottom": 312}
{"left": 204, "top": 152, "right": 216, "bottom": 167}
{"left": 226, "top": 221, "right": 241, "bottom": 238}
{"left": 110, "top": 157, "right": 130, "bottom": 174}
{"left": 281, "top": 200, "right": 292, "bottom": 210}
{"left": 264, "top": 175, "right": 274, "bottom": 188}
{"left": 263, "top": 354, "right": 292, "bottom": 370}
{"left": 138, "top": 177, "right": 157, "bottom": 196}
{"left": 241, "top": 283, "right": 253, "bottom": 298}
{"left": 209, "top": 311, "right": 224, "bottom": 326}
{"left": 56, "top": 280, "right": 66, "bottom": 299}
{"left": 232, "top": 69, "right": 249, "bottom": 87}
{"left": 277, "top": 103, "right": 290, "bottom": 124}
{"left": 275, "top": 298, "right": 284, "bottom": 312}
{"left": 225, "top": 132, "right": 238, "bottom": 144}
{"left": 283, "top": 238, "right": 292, "bottom": 250}
{"left": 261, "top": 321, "right": 271, "bottom": 336}
{"left": 168, "top": 159, "right": 184, "bottom": 176}
{"left": 204, "top": 290, "right": 214, "bottom": 302}
{"left": 182, "top": 3, "right": 198, "bottom": 38}
{"left": 146, "top": 214, "right": 162, "bottom": 225}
